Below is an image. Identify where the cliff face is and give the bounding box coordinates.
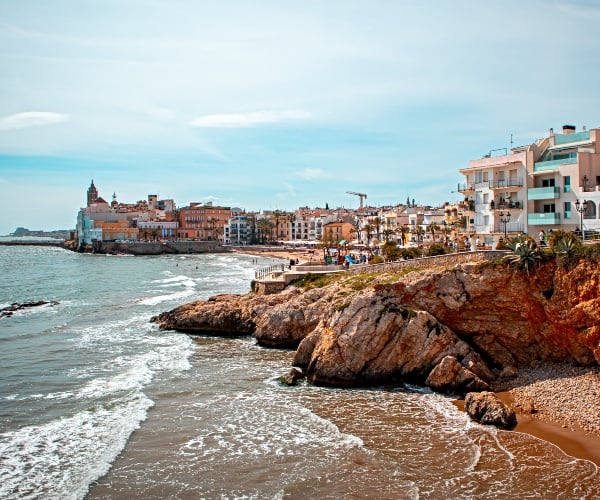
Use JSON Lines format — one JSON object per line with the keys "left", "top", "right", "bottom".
{"left": 152, "top": 258, "right": 600, "bottom": 394}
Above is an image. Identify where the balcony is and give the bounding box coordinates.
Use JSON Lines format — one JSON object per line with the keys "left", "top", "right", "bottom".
{"left": 554, "top": 131, "right": 590, "bottom": 145}
{"left": 457, "top": 182, "right": 474, "bottom": 193}
{"left": 534, "top": 155, "right": 577, "bottom": 172}
{"left": 527, "top": 186, "right": 561, "bottom": 200}
{"left": 492, "top": 201, "right": 521, "bottom": 210}
{"left": 528, "top": 213, "right": 561, "bottom": 225}
{"left": 489, "top": 178, "right": 524, "bottom": 189}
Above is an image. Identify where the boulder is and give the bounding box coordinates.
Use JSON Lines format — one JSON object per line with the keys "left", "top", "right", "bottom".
{"left": 151, "top": 295, "right": 254, "bottom": 335}
{"left": 425, "top": 355, "right": 490, "bottom": 396}
{"left": 279, "top": 367, "right": 305, "bottom": 386}
{"left": 464, "top": 391, "right": 518, "bottom": 430}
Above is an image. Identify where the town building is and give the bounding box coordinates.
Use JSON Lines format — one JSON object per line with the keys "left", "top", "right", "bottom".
{"left": 459, "top": 125, "right": 600, "bottom": 244}
{"left": 177, "top": 202, "right": 231, "bottom": 241}
{"left": 76, "top": 181, "right": 178, "bottom": 246}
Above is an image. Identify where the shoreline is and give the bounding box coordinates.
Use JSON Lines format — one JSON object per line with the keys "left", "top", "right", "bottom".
{"left": 230, "top": 246, "right": 320, "bottom": 263}
{"left": 234, "top": 247, "right": 600, "bottom": 466}
{"left": 455, "top": 364, "right": 600, "bottom": 467}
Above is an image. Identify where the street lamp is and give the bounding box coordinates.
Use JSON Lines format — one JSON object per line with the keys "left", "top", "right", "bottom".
{"left": 575, "top": 199, "right": 588, "bottom": 241}
{"left": 499, "top": 211, "right": 511, "bottom": 239}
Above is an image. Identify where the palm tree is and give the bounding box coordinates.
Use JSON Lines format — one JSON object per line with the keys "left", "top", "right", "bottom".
{"left": 352, "top": 218, "right": 362, "bottom": 244}
{"left": 382, "top": 229, "right": 395, "bottom": 242}
{"left": 363, "top": 224, "right": 373, "bottom": 246}
{"left": 373, "top": 217, "right": 382, "bottom": 242}
{"left": 398, "top": 225, "right": 410, "bottom": 246}
{"left": 427, "top": 222, "right": 440, "bottom": 243}
{"left": 413, "top": 225, "right": 425, "bottom": 244}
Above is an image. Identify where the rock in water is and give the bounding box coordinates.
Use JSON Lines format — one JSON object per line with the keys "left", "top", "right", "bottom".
{"left": 464, "top": 391, "right": 518, "bottom": 430}
{"left": 279, "top": 367, "right": 305, "bottom": 386}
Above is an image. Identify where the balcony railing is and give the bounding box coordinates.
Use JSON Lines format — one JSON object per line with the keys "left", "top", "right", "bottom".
{"left": 528, "top": 213, "right": 561, "bottom": 225}
{"left": 489, "top": 178, "right": 524, "bottom": 189}
{"left": 534, "top": 155, "right": 577, "bottom": 172}
{"left": 554, "top": 130, "right": 590, "bottom": 145}
{"left": 527, "top": 186, "right": 561, "bottom": 200}
{"left": 492, "top": 201, "right": 522, "bottom": 210}
{"left": 457, "top": 182, "right": 474, "bottom": 192}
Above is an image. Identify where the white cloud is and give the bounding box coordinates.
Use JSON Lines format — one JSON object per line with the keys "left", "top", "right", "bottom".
{"left": 0, "top": 111, "right": 69, "bottom": 130}
{"left": 296, "top": 168, "right": 325, "bottom": 180}
{"left": 189, "top": 110, "right": 311, "bottom": 128}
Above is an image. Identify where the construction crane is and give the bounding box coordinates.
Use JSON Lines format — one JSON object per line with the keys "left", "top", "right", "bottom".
{"left": 346, "top": 191, "right": 367, "bottom": 209}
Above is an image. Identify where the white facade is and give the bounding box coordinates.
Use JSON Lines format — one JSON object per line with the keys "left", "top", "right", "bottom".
{"left": 459, "top": 125, "right": 600, "bottom": 243}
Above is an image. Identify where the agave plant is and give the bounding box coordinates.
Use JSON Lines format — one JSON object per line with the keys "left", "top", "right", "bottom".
{"left": 553, "top": 234, "right": 581, "bottom": 268}
{"left": 505, "top": 235, "right": 541, "bottom": 273}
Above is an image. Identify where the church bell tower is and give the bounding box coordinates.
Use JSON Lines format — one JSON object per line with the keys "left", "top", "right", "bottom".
{"left": 87, "top": 180, "right": 99, "bottom": 206}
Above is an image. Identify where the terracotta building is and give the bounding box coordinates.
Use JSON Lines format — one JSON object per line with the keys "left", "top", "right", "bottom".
{"left": 178, "top": 202, "right": 231, "bottom": 241}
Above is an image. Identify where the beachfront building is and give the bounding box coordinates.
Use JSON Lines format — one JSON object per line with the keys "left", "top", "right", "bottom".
{"left": 137, "top": 220, "right": 178, "bottom": 240}
{"left": 177, "top": 202, "right": 231, "bottom": 241}
{"left": 93, "top": 220, "right": 139, "bottom": 241}
{"left": 459, "top": 124, "right": 600, "bottom": 244}
{"left": 223, "top": 210, "right": 253, "bottom": 245}
{"left": 322, "top": 220, "right": 354, "bottom": 246}
{"left": 76, "top": 181, "right": 182, "bottom": 246}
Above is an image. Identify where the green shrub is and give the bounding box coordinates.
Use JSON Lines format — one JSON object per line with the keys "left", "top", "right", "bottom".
{"left": 426, "top": 243, "right": 447, "bottom": 256}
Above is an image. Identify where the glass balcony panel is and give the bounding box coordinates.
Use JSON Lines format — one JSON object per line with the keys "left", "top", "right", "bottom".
{"left": 528, "top": 187, "right": 561, "bottom": 200}
{"left": 528, "top": 213, "right": 561, "bottom": 225}
{"left": 534, "top": 155, "right": 577, "bottom": 172}
{"left": 554, "top": 131, "right": 590, "bottom": 145}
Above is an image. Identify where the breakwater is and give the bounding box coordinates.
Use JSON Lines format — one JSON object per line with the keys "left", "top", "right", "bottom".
{"left": 88, "top": 240, "right": 230, "bottom": 255}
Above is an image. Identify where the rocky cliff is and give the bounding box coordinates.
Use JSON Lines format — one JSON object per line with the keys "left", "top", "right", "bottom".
{"left": 151, "top": 258, "right": 600, "bottom": 395}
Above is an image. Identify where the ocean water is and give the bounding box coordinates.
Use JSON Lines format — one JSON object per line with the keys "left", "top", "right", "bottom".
{"left": 0, "top": 245, "right": 598, "bottom": 498}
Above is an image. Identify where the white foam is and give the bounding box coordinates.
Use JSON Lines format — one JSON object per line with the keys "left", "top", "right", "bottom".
{"left": 0, "top": 393, "right": 154, "bottom": 500}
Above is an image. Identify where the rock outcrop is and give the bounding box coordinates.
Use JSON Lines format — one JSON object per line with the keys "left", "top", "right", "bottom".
{"left": 1, "top": 300, "right": 59, "bottom": 318}
{"left": 152, "top": 257, "right": 600, "bottom": 395}
{"left": 465, "top": 391, "right": 518, "bottom": 430}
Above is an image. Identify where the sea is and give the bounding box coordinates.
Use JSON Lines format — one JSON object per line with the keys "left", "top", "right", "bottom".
{"left": 0, "top": 244, "right": 599, "bottom": 499}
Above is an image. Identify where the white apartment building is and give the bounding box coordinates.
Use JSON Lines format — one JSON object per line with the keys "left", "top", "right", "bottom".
{"left": 459, "top": 125, "right": 600, "bottom": 243}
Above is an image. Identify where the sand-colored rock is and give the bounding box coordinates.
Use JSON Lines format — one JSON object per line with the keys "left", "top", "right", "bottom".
{"left": 465, "top": 391, "right": 518, "bottom": 430}
{"left": 152, "top": 257, "right": 600, "bottom": 394}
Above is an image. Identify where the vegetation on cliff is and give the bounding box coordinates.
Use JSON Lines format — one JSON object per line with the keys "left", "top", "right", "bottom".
{"left": 152, "top": 242, "right": 600, "bottom": 399}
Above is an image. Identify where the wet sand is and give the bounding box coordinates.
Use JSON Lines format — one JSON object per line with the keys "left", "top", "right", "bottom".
{"left": 235, "top": 247, "right": 600, "bottom": 467}
{"left": 459, "top": 364, "right": 600, "bottom": 467}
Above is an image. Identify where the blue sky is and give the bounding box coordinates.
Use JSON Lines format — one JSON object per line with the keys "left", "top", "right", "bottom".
{"left": 1, "top": 0, "right": 600, "bottom": 234}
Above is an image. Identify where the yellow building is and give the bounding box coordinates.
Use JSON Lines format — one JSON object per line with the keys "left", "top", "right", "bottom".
{"left": 94, "top": 220, "right": 139, "bottom": 241}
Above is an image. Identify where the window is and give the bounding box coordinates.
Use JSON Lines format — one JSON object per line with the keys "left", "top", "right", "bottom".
{"left": 564, "top": 202, "right": 571, "bottom": 218}
{"left": 564, "top": 175, "right": 571, "bottom": 192}
{"left": 543, "top": 203, "right": 556, "bottom": 213}
{"left": 542, "top": 178, "right": 555, "bottom": 187}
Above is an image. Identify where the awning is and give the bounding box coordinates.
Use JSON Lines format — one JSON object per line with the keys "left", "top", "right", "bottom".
{"left": 339, "top": 239, "right": 347, "bottom": 245}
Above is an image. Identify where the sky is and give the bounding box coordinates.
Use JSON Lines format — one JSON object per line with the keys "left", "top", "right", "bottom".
{"left": 1, "top": 0, "right": 600, "bottom": 234}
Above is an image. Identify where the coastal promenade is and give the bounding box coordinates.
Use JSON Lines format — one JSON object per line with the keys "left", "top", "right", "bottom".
{"left": 253, "top": 250, "right": 508, "bottom": 294}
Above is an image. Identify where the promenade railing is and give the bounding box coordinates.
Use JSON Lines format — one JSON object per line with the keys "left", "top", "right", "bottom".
{"left": 346, "top": 250, "right": 509, "bottom": 276}
{"left": 255, "top": 263, "right": 286, "bottom": 280}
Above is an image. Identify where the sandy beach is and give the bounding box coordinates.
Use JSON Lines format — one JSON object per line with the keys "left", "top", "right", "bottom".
{"left": 495, "top": 364, "right": 600, "bottom": 467}
{"left": 230, "top": 245, "right": 321, "bottom": 264}
{"left": 233, "top": 247, "right": 600, "bottom": 466}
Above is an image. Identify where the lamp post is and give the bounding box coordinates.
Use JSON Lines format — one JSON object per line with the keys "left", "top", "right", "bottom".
{"left": 575, "top": 199, "right": 588, "bottom": 242}
{"left": 499, "top": 211, "right": 511, "bottom": 239}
